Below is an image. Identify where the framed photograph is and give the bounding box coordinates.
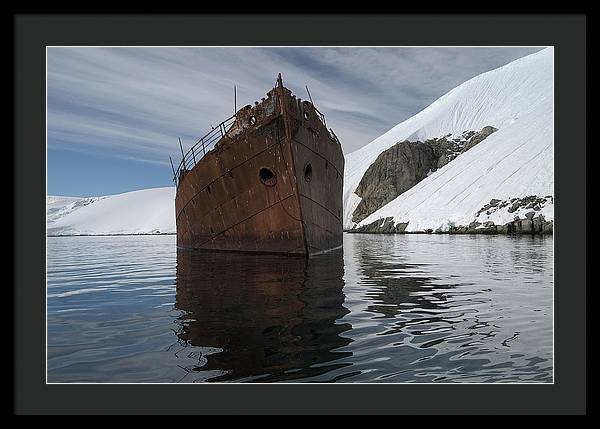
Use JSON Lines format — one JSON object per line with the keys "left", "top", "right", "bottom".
{"left": 14, "top": 13, "right": 586, "bottom": 415}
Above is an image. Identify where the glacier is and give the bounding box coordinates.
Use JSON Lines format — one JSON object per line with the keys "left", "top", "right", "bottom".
{"left": 344, "top": 47, "right": 554, "bottom": 232}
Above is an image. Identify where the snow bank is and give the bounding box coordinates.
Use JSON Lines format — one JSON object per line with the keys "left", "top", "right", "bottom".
{"left": 47, "top": 187, "right": 176, "bottom": 235}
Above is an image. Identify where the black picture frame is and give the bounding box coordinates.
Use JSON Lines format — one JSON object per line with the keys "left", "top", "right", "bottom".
{"left": 14, "top": 14, "right": 586, "bottom": 415}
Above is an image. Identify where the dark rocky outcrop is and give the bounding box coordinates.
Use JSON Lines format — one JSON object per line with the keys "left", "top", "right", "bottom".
{"left": 352, "top": 126, "right": 498, "bottom": 223}
{"left": 447, "top": 214, "right": 553, "bottom": 235}
{"left": 353, "top": 217, "right": 408, "bottom": 234}
{"left": 475, "top": 195, "right": 553, "bottom": 217}
{"left": 351, "top": 214, "right": 553, "bottom": 235}
{"left": 352, "top": 142, "right": 437, "bottom": 224}
{"left": 460, "top": 126, "right": 498, "bottom": 153}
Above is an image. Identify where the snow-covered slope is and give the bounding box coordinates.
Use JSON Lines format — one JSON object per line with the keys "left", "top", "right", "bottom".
{"left": 47, "top": 196, "right": 107, "bottom": 224}
{"left": 47, "top": 187, "right": 176, "bottom": 235}
{"left": 344, "top": 47, "right": 554, "bottom": 231}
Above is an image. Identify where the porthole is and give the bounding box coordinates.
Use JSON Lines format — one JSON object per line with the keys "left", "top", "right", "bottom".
{"left": 228, "top": 170, "right": 233, "bottom": 178}
{"left": 303, "top": 110, "right": 310, "bottom": 120}
{"left": 304, "top": 163, "right": 313, "bottom": 182}
{"left": 259, "top": 167, "right": 277, "bottom": 187}
{"left": 249, "top": 116, "right": 257, "bottom": 126}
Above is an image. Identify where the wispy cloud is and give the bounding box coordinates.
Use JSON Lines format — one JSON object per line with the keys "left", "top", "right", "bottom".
{"left": 47, "top": 46, "right": 542, "bottom": 161}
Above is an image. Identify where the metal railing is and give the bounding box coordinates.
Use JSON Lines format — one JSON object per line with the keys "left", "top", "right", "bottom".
{"left": 171, "top": 81, "right": 337, "bottom": 186}
{"left": 314, "top": 106, "right": 327, "bottom": 129}
{"left": 172, "top": 114, "right": 236, "bottom": 185}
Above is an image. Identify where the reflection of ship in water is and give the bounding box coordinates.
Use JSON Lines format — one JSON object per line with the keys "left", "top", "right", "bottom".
{"left": 175, "top": 249, "right": 352, "bottom": 382}
{"left": 352, "top": 236, "right": 457, "bottom": 323}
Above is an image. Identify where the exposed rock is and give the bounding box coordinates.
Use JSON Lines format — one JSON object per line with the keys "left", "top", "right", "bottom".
{"left": 517, "top": 218, "right": 533, "bottom": 234}
{"left": 475, "top": 196, "right": 553, "bottom": 224}
{"left": 448, "top": 225, "right": 468, "bottom": 234}
{"left": 463, "top": 219, "right": 497, "bottom": 234}
{"left": 353, "top": 217, "right": 397, "bottom": 233}
{"left": 351, "top": 218, "right": 411, "bottom": 234}
{"left": 533, "top": 215, "right": 544, "bottom": 233}
{"left": 352, "top": 214, "right": 553, "bottom": 236}
{"left": 476, "top": 199, "right": 502, "bottom": 217}
{"left": 352, "top": 126, "right": 499, "bottom": 223}
{"left": 472, "top": 225, "right": 497, "bottom": 234}
{"left": 505, "top": 195, "right": 550, "bottom": 213}
{"left": 507, "top": 202, "right": 521, "bottom": 213}
{"left": 352, "top": 142, "right": 437, "bottom": 223}
{"left": 496, "top": 223, "right": 509, "bottom": 234}
{"left": 460, "top": 125, "right": 498, "bottom": 152}
{"left": 379, "top": 217, "right": 397, "bottom": 233}
{"left": 498, "top": 214, "right": 553, "bottom": 236}
{"left": 395, "top": 222, "right": 409, "bottom": 233}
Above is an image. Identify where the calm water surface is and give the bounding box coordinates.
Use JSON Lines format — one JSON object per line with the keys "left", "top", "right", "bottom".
{"left": 47, "top": 233, "right": 553, "bottom": 383}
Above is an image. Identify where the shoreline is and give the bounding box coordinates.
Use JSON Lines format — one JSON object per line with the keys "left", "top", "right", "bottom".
{"left": 347, "top": 214, "right": 554, "bottom": 236}
{"left": 47, "top": 233, "right": 176, "bottom": 237}
{"left": 47, "top": 230, "right": 554, "bottom": 238}
{"left": 345, "top": 230, "right": 553, "bottom": 236}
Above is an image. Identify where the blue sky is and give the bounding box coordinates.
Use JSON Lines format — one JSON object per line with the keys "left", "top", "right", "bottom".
{"left": 47, "top": 46, "right": 542, "bottom": 197}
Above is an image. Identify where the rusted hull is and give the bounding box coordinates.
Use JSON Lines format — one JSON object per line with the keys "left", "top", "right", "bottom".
{"left": 175, "top": 79, "right": 344, "bottom": 257}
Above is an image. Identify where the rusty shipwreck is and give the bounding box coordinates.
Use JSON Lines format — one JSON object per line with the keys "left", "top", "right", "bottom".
{"left": 172, "top": 74, "right": 344, "bottom": 256}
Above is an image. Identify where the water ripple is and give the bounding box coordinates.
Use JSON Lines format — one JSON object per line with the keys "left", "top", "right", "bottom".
{"left": 47, "top": 234, "right": 553, "bottom": 383}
